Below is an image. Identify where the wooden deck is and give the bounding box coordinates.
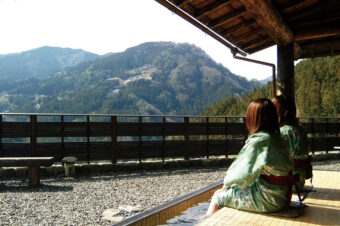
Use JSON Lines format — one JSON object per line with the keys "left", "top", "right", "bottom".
{"left": 198, "top": 170, "right": 340, "bottom": 225}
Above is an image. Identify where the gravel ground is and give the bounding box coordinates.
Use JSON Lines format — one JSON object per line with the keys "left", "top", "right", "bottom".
{"left": 0, "top": 167, "right": 227, "bottom": 225}
{"left": 312, "top": 159, "right": 340, "bottom": 171}
{"left": 1, "top": 159, "right": 340, "bottom": 225}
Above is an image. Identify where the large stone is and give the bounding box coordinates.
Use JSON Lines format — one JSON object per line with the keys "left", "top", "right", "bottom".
{"left": 118, "top": 205, "right": 142, "bottom": 213}
{"left": 102, "top": 208, "right": 121, "bottom": 217}
{"left": 101, "top": 215, "right": 124, "bottom": 223}
{"left": 62, "top": 156, "right": 77, "bottom": 177}
{"left": 62, "top": 156, "right": 77, "bottom": 164}
{"left": 101, "top": 209, "right": 123, "bottom": 223}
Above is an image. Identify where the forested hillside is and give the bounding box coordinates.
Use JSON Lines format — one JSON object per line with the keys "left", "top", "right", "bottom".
{"left": 0, "top": 42, "right": 261, "bottom": 115}
{"left": 202, "top": 56, "right": 340, "bottom": 117}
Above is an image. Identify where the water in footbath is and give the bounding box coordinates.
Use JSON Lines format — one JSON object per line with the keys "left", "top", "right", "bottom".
{"left": 162, "top": 201, "right": 210, "bottom": 226}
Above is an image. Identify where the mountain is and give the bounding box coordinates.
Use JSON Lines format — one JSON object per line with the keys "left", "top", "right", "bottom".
{"left": 0, "top": 42, "right": 261, "bottom": 115}
{"left": 202, "top": 55, "right": 340, "bottom": 117}
{"left": 260, "top": 76, "right": 272, "bottom": 84}
{"left": 0, "top": 46, "right": 99, "bottom": 80}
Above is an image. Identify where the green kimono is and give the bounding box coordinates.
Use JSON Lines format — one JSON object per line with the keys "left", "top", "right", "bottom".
{"left": 280, "top": 124, "right": 309, "bottom": 191}
{"left": 216, "top": 131, "right": 293, "bottom": 212}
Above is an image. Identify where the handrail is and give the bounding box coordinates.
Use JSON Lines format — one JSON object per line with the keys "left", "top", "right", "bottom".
{"left": 0, "top": 112, "right": 244, "bottom": 118}
{"left": 2, "top": 112, "right": 339, "bottom": 119}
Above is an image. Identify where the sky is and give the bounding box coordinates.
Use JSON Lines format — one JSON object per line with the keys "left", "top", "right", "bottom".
{"left": 0, "top": 0, "right": 277, "bottom": 81}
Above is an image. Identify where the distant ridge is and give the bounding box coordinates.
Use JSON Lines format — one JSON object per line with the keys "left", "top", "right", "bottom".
{"left": 260, "top": 76, "right": 272, "bottom": 84}
{"left": 0, "top": 46, "right": 99, "bottom": 80}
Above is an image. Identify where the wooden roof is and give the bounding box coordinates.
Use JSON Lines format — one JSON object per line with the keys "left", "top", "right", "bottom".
{"left": 156, "top": 0, "right": 340, "bottom": 59}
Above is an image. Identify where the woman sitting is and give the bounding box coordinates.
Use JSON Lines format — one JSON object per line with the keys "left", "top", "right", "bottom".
{"left": 272, "top": 95, "right": 310, "bottom": 192}
{"left": 206, "top": 98, "right": 293, "bottom": 216}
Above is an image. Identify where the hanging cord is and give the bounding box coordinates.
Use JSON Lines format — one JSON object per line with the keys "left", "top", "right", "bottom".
{"left": 231, "top": 48, "right": 277, "bottom": 98}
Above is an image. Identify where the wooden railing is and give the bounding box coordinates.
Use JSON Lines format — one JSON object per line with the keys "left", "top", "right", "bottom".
{"left": 0, "top": 113, "right": 339, "bottom": 163}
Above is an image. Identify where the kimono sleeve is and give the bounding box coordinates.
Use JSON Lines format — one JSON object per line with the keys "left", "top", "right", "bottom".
{"left": 223, "top": 139, "right": 269, "bottom": 189}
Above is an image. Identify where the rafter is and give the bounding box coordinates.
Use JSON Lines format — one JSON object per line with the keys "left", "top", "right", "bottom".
{"left": 210, "top": 7, "right": 247, "bottom": 29}
{"left": 240, "top": 35, "right": 272, "bottom": 50}
{"left": 233, "top": 28, "right": 264, "bottom": 45}
{"left": 196, "top": 0, "right": 233, "bottom": 20}
{"left": 220, "top": 19, "right": 256, "bottom": 36}
{"left": 239, "top": 0, "right": 293, "bottom": 44}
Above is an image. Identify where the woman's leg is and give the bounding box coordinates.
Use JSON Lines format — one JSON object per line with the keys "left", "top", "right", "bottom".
{"left": 205, "top": 193, "right": 220, "bottom": 217}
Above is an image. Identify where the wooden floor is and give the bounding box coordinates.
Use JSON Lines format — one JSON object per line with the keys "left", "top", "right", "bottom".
{"left": 198, "top": 170, "right": 340, "bottom": 226}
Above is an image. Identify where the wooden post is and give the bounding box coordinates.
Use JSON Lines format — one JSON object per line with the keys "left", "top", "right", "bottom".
{"left": 184, "top": 117, "right": 189, "bottom": 160}
{"left": 61, "top": 115, "right": 65, "bottom": 159}
{"left": 206, "top": 117, "right": 209, "bottom": 159}
{"left": 86, "top": 116, "right": 90, "bottom": 164}
{"left": 277, "top": 42, "right": 295, "bottom": 100}
{"left": 243, "top": 117, "right": 247, "bottom": 145}
{"left": 28, "top": 166, "right": 40, "bottom": 187}
{"left": 162, "top": 117, "right": 166, "bottom": 162}
{"left": 0, "top": 115, "right": 2, "bottom": 157}
{"left": 224, "top": 117, "right": 228, "bottom": 158}
{"left": 111, "top": 116, "right": 117, "bottom": 164}
{"left": 325, "top": 118, "right": 329, "bottom": 154}
{"left": 138, "top": 116, "right": 142, "bottom": 163}
{"left": 30, "top": 115, "right": 37, "bottom": 157}
{"left": 311, "top": 117, "right": 315, "bottom": 155}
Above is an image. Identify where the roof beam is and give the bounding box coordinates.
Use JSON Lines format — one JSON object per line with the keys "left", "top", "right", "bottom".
{"left": 239, "top": 0, "right": 293, "bottom": 44}
{"left": 294, "top": 24, "right": 340, "bottom": 41}
{"left": 299, "top": 39, "right": 340, "bottom": 49}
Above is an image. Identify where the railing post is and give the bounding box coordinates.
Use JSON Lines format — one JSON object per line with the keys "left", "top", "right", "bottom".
{"left": 243, "top": 117, "right": 247, "bottom": 145}
{"left": 86, "top": 115, "right": 90, "bottom": 164}
{"left": 0, "top": 115, "right": 2, "bottom": 157}
{"left": 162, "top": 117, "right": 166, "bottom": 162}
{"left": 184, "top": 117, "right": 189, "bottom": 160}
{"left": 111, "top": 116, "right": 117, "bottom": 164}
{"left": 61, "top": 115, "right": 65, "bottom": 158}
{"left": 30, "top": 115, "right": 37, "bottom": 157}
{"left": 206, "top": 117, "right": 209, "bottom": 159}
{"left": 138, "top": 116, "right": 142, "bottom": 163}
{"left": 325, "top": 118, "right": 329, "bottom": 154}
{"left": 224, "top": 117, "right": 228, "bottom": 158}
{"left": 311, "top": 117, "right": 315, "bottom": 155}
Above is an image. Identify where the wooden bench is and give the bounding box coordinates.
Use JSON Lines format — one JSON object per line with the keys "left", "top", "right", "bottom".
{"left": 0, "top": 157, "right": 54, "bottom": 187}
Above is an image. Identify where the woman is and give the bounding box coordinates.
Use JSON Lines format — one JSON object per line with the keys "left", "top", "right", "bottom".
{"left": 272, "top": 95, "right": 310, "bottom": 192}
{"left": 206, "top": 98, "right": 293, "bottom": 216}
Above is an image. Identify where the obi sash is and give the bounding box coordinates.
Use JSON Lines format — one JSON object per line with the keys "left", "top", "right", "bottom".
{"left": 261, "top": 172, "right": 294, "bottom": 207}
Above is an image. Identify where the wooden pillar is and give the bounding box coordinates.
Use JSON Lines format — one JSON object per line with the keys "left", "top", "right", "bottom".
{"left": 28, "top": 166, "right": 40, "bottom": 187}
{"left": 30, "top": 115, "right": 37, "bottom": 157}
{"left": 0, "top": 115, "right": 2, "bottom": 157}
{"left": 184, "top": 117, "right": 189, "bottom": 160}
{"left": 111, "top": 116, "right": 117, "bottom": 164}
{"left": 277, "top": 42, "right": 295, "bottom": 100}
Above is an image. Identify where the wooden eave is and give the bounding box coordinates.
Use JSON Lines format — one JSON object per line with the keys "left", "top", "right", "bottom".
{"left": 156, "top": 0, "right": 340, "bottom": 59}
